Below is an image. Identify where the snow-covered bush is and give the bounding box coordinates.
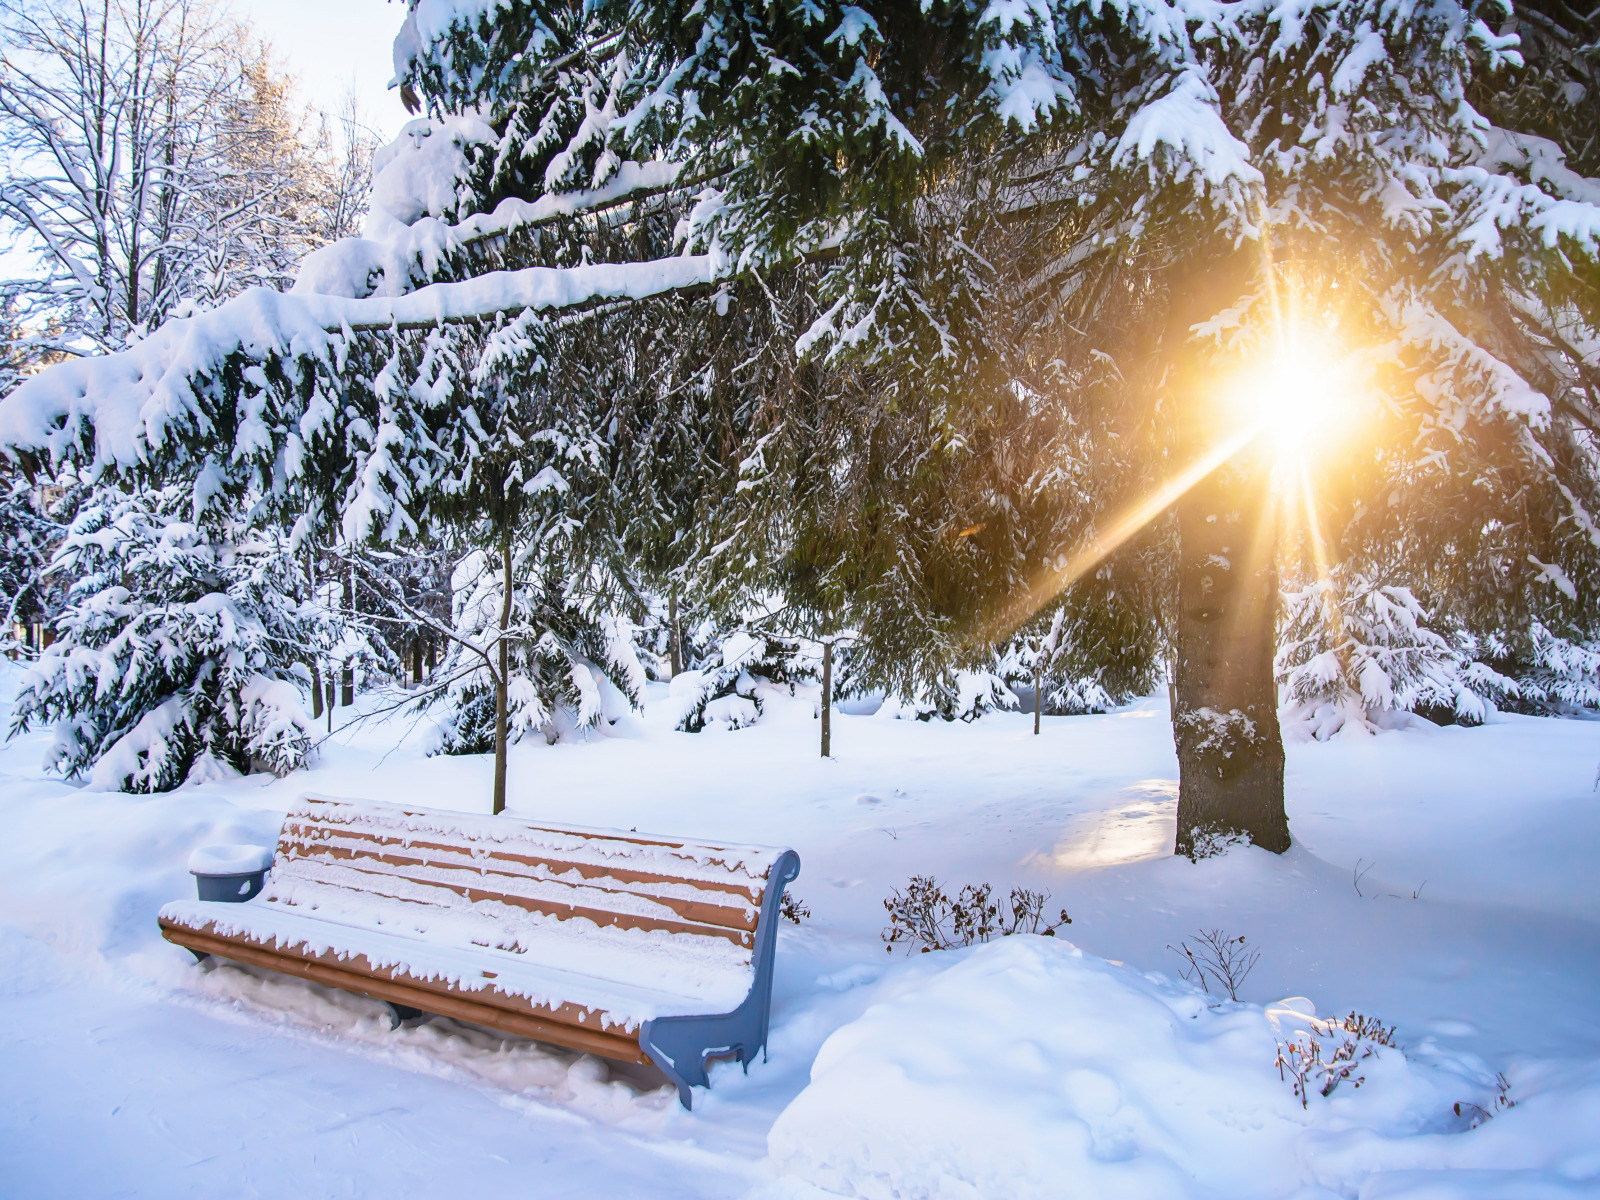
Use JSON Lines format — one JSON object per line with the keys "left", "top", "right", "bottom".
{"left": 997, "top": 600, "right": 1155, "bottom": 716}
{"left": 0, "top": 477, "right": 66, "bottom": 649}
{"left": 429, "top": 549, "right": 642, "bottom": 753}
{"left": 1500, "top": 622, "right": 1600, "bottom": 714}
{"left": 10, "top": 489, "right": 319, "bottom": 790}
{"left": 665, "top": 629, "right": 811, "bottom": 732}
{"left": 1276, "top": 575, "right": 1515, "bottom": 739}
{"left": 877, "top": 669, "right": 1018, "bottom": 722}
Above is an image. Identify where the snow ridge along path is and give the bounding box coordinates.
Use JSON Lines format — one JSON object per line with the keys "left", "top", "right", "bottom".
{"left": 1, "top": 666, "right": 1597, "bottom": 1198}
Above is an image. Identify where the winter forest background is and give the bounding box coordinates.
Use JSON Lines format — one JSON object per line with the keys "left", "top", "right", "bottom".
{"left": 0, "top": 0, "right": 1597, "bottom": 851}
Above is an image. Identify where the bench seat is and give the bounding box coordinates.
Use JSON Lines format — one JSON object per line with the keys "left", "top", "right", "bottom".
{"left": 159, "top": 795, "right": 801, "bottom": 1106}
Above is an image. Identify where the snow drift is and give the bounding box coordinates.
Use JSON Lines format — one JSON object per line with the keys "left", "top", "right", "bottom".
{"left": 763, "top": 937, "right": 1600, "bottom": 1200}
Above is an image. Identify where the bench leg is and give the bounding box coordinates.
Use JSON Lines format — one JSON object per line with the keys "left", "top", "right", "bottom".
{"left": 187, "top": 949, "right": 211, "bottom": 964}
{"left": 384, "top": 1001, "right": 429, "bottom": 1030}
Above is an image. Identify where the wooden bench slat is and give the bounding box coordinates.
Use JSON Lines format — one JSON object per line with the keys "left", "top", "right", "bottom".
{"left": 277, "top": 829, "right": 761, "bottom": 931}
{"left": 268, "top": 857, "right": 755, "bottom": 947}
{"left": 282, "top": 818, "right": 765, "bottom": 895}
{"left": 159, "top": 919, "right": 650, "bottom": 1063}
{"left": 287, "top": 802, "right": 773, "bottom": 884}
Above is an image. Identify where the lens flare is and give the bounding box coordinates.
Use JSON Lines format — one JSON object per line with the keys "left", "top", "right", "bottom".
{"left": 1230, "top": 331, "right": 1351, "bottom": 462}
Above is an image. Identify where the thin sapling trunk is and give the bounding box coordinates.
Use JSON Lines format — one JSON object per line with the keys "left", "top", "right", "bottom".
{"left": 821, "top": 637, "right": 833, "bottom": 757}
{"left": 669, "top": 587, "right": 683, "bottom": 677}
{"left": 492, "top": 539, "right": 512, "bottom": 815}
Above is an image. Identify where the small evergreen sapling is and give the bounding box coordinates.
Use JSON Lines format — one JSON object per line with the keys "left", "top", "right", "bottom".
{"left": 666, "top": 628, "right": 811, "bottom": 732}
{"left": 0, "top": 475, "right": 67, "bottom": 652}
{"left": 424, "top": 547, "right": 642, "bottom": 753}
{"left": 1276, "top": 573, "right": 1516, "bottom": 739}
{"left": 10, "top": 488, "right": 319, "bottom": 789}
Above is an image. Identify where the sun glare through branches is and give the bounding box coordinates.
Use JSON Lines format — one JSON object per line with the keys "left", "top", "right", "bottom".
{"left": 1226, "top": 325, "right": 1359, "bottom": 470}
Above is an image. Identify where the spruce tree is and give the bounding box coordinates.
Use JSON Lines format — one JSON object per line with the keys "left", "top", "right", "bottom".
{"left": 1, "top": 0, "right": 1595, "bottom": 851}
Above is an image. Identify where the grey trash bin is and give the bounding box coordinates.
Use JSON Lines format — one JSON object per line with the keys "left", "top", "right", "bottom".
{"left": 188, "top": 844, "right": 273, "bottom": 903}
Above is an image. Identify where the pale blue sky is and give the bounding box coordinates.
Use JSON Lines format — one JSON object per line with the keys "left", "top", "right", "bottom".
{"left": 238, "top": 0, "right": 413, "bottom": 143}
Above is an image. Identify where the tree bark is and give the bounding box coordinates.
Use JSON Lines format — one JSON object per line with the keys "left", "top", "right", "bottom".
{"left": 492, "top": 539, "right": 512, "bottom": 816}
{"left": 820, "top": 637, "right": 833, "bottom": 757}
{"left": 1034, "top": 664, "right": 1042, "bottom": 735}
{"left": 668, "top": 588, "right": 682, "bottom": 677}
{"left": 1168, "top": 253, "right": 1289, "bottom": 858}
{"left": 308, "top": 547, "right": 321, "bottom": 719}
{"left": 340, "top": 561, "right": 354, "bottom": 706}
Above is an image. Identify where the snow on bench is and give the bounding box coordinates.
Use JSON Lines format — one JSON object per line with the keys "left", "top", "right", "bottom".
{"left": 158, "top": 795, "right": 801, "bottom": 1108}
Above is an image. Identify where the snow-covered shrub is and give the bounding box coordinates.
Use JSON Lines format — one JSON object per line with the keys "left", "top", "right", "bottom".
{"left": 10, "top": 489, "right": 319, "bottom": 790}
{"left": 430, "top": 549, "right": 641, "bottom": 753}
{"left": 666, "top": 628, "right": 810, "bottom": 732}
{"left": 1503, "top": 622, "right": 1600, "bottom": 713}
{"left": 0, "top": 478, "right": 64, "bottom": 653}
{"left": 877, "top": 669, "right": 1018, "bottom": 722}
{"left": 996, "top": 600, "right": 1154, "bottom": 716}
{"left": 1276, "top": 574, "right": 1514, "bottom": 739}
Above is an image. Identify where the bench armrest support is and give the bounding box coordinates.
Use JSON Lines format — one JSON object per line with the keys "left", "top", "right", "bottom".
{"left": 639, "top": 848, "right": 801, "bottom": 1110}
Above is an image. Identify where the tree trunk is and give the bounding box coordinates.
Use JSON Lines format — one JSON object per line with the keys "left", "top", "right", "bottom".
{"left": 412, "top": 638, "right": 423, "bottom": 686}
{"left": 492, "top": 540, "right": 512, "bottom": 816}
{"left": 1168, "top": 254, "right": 1288, "bottom": 858}
{"left": 668, "top": 588, "right": 682, "bottom": 677}
{"left": 1034, "top": 664, "right": 1042, "bottom": 735}
{"left": 308, "top": 548, "right": 321, "bottom": 719}
{"left": 340, "top": 560, "right": 354, "bottom": 706}
{"left": 820, "top": 637, "right": 833, "bottom": 758}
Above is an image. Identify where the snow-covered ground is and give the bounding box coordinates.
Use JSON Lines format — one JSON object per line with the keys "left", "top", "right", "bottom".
{"left": 2, "top": 664, "right": 1598, "bottom": 1199}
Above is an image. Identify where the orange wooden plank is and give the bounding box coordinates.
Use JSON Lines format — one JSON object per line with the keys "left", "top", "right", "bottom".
{"left": 160, "top": 918, "right": 652, "bottom": 1063}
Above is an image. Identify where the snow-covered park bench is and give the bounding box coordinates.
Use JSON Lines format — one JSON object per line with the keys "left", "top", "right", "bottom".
{"left": 158, "top": 796, "right": 801, "bottom": 1109}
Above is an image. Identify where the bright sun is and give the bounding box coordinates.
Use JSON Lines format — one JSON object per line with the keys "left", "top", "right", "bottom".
{"left": 1229, "top": 331, "right": 1351, "bottom": 462}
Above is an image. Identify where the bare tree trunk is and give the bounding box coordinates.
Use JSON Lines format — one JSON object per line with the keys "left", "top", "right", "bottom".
{"left": 668, "top": 587, "right": 682, "bottom": 677}
{"left": 1034, "top": 664, "right": 1042, "bottom": 735}
{"left": 820, "top": 637, "right": 833, "bottom": 757}
{"left": 412, "top": 638, "right": 423, "bottom": 686}
{"left": 492, "top": 539, "right": 512, "bottom": 816}
{"left": 308, "top": 546, "right": 321, "bottom": 719}
{"left": 340, "top": 562, "right": 354, "bottom": 706}
{"left": 1168, "top": 254, "right": 1288, "bottom": 858}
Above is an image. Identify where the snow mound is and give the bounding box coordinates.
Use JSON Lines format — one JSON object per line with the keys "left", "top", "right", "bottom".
{"left": 763, "top": 938, "right": 1600, "bottom": 1200}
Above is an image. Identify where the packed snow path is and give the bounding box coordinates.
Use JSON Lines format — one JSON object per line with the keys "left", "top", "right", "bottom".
{"left": 1, "top": 668, "right": 1597, "bottom": 1197}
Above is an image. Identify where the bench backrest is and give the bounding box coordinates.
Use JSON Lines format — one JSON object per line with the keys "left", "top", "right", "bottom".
{"left": 269, "top": 795, "right": 784, "bottom": 952}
